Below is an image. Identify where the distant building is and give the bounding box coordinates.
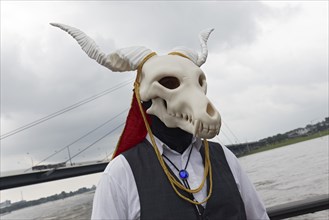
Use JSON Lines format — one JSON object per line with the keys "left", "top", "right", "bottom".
{"left": 287, "top": 127, "right": 310, "bottom": 138}
{"left": 296, "top": 128, "right": 309, "bottom": 135}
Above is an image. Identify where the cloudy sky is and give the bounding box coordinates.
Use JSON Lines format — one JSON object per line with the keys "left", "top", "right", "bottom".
{"left": 1, "top": 1, "right": 328, "bottom": 202}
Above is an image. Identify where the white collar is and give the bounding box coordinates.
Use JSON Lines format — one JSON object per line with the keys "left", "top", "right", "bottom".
{"left": 145, "top": 133, "right": 202, "bottom": 155}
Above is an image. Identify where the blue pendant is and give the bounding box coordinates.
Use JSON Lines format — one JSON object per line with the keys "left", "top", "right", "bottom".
{"left": 179, "top": 170, "right": 189, "bottom": 179}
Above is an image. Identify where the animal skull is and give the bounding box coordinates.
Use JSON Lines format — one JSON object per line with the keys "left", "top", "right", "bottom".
{"left": 139, "top": 55, "right": 221, "bottom": 139}
{"left": 50, "top": 23, "right": 221, "bottom": 138}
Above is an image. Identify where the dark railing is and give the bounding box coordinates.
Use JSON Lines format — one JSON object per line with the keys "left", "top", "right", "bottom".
{"left": 267, "top": 194, "right": 329, "bottom": 219}
{"left": 1, "top": 163, "right": 328, "bottom": 219}
{"left": 0, "top": 162, "right": 108, "bottom": 190}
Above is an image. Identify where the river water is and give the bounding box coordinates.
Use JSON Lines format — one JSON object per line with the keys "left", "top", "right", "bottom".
{"left": 239, "top": 135, "right": 328, "bottom": 219}
{"left": 2, "top": 136, "right": 328, "bottom": 219}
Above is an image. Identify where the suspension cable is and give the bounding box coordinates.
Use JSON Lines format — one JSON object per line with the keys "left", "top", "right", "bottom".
{"left": 222, "top": 119, "right": 241, "bottom": 144}
{"left": 218, "top": 128, "right": 235, "bottom": 146}
{"left": 24, "top": 108, "right": 128, "bottom": 172}
{"left": 1, "top": 78, "right": 133, "bottom": 140}
{"left": 63, "top": 122, "right": 125, "bottom": 163}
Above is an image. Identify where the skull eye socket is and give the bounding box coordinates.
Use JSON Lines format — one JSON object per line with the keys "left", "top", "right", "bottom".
{"left": 158, "top": 76, "right": 180, "bottom": 90}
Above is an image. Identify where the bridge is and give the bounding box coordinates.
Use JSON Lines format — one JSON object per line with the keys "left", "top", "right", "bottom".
{"left": 1, "top": 164, "right": 328, "bottom": 219}
{"left": 227, "top": 140, "right": 267, "bottom": 156}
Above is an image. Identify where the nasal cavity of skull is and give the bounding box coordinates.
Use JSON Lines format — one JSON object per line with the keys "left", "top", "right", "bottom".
{"left": 199, "top": 74, "right": 206, "bottom": 87}
{"left": 158, "top": 76, "right": 180, "bottom": 90}
{"left": 163, "top": 99, "right": 168, "bottom": 109}
{"left": 206, "top": 103, "right": 215, "bottom": 117}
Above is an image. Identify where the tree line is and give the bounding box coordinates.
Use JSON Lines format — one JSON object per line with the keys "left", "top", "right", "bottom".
{"left": 0, "top": 185, "right": 96, "bottom": 214}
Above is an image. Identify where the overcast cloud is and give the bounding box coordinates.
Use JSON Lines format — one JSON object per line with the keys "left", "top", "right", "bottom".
{"left": 1, "top": 0, "right": 328, "bottom": 180}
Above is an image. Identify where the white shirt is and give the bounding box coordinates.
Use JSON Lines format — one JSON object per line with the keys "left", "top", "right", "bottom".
{"left": 91, "top": 136, "right": 269, "bottom": 220}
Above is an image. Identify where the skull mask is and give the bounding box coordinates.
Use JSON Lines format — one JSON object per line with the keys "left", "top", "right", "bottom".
{"left": 139, "top": 55, "right": 220, "bottom": 139}
{"left": 50, "top": 23, "right": 221, "bottom": 139}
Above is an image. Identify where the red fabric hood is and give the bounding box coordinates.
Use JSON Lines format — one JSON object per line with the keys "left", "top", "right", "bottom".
{"left": 112, "top": 92, "right": 151, "bottom": 158}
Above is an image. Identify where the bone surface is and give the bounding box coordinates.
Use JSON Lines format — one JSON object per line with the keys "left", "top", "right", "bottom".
{"left": 139, "top": 55, "right": 221, "bottom": 138}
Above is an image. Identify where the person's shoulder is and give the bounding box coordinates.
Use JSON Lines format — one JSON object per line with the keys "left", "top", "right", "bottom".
{"left": 103, "top": 154, "right": 131, "bottom": 177}
{"left": 121, "top": 139, "right": 153, "bottom": 159}
{"left": 207, "top": 141, "right": 239, "bottom": 162}
{"left": 207, "top": 141, "right": 230, "bottom": 154}
{"left": 207, "top": 140, "right": 222, "bottom": 149}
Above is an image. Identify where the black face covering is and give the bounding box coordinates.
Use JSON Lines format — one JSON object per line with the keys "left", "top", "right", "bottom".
{"left": 142, "top": 101, "right": 193, "bottom": 154}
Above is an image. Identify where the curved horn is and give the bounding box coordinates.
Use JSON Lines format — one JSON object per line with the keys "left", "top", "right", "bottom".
{"left": 170, "top": 28, "right": 214, "bottom": 67}
{"left": 50, "top": 23, "right": 153, "bottom": 72}
{"left": 197, "top": 28, "right": 214, "bottom": 66}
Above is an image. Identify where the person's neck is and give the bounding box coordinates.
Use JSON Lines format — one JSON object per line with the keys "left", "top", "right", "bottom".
{"left": 149, "top": 114, "right": 193, "bottom": 154}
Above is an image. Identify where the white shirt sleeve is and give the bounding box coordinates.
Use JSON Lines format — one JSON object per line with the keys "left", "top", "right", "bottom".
{"left": 223, "top": 146, "right": 269, "bottom": 220}
{"left": 222, "top": 146, "right": 269, "bottom": 220}
{"left": 91, "top": 155, "right": 140, "bottom": 220}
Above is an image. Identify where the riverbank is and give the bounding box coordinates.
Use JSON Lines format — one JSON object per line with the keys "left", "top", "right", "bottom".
{"left": 241, "top": 130, "right": 329, "bottom": 157}
{"left": 0, "top": 186, "right": 95, "bottom": 215}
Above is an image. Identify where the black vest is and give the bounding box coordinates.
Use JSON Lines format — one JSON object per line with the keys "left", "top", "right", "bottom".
{"left": 123, "top": 140, "right": 247, "bottom": 220}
